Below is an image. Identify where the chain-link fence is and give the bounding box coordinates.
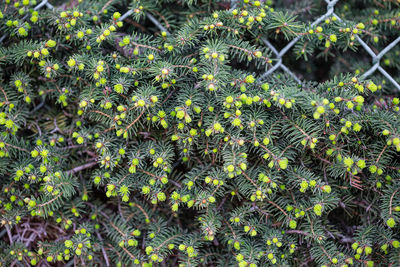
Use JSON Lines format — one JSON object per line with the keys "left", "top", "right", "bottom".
{"left": 1, "top": 0, "right": 399, "bottom": 90}
{"left": 259, "top": 0, "right": 400, "bottom": 91}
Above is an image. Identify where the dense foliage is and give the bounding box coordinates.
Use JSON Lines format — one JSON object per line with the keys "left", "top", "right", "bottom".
{"left": 1, "top": 0, "right": 400, "bottom": 266}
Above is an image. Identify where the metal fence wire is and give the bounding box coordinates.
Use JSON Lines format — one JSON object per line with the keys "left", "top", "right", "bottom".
{"left": 1, "top": 0, "right": 399, "bottom": 90}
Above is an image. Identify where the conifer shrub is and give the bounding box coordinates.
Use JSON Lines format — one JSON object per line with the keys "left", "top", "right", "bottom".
{"left": 1, "top": 0, "right": 400, "bottom": 266}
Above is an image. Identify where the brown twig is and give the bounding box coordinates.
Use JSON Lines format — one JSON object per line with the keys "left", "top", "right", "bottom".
{"left": 389, "top": 188, "right": 400, "bottom": 215}
{"left": 100, "top": 0, "right": 115, "bottom": 13}
{"left": 96, "top": 231, "right": 110, "bottom": 267}
{"left": 5, "top": 224, "right": 13, "bottom": 244}
{"left": 5, "top": 142, "right": 29, "bottom": 153}
{"left": 66, "top": 161, "right": 98, "bottom": 174}
{"left": 126, "top": 109, "right": 145, "bottom": 130}
{"left": 286, "top": 229, "right": 310, "bottom": 236}
{"left": 0, "top": 86, "right": 9, "bottom": 103}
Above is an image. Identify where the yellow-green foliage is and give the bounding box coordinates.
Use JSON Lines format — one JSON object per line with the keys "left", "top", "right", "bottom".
{"left": 0, "top": 0, "right": 400, "bottom": 266}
